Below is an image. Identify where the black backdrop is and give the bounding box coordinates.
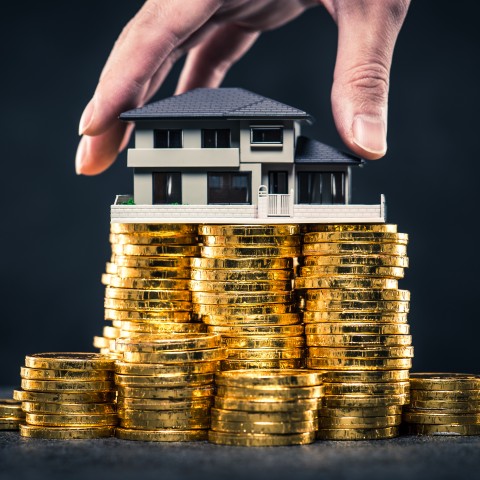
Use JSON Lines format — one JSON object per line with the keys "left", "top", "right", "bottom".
{"left": 1, "top": 1, "right": 478, "bottom": 385}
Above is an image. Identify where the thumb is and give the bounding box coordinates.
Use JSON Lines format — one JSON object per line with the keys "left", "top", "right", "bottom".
{"left": 329, "top": 1, "right": 410, "bottom": 159}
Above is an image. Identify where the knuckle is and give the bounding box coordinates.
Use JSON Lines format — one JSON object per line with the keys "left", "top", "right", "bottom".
{"left": 345, "top": 63, "right": 390, "bottom": 103}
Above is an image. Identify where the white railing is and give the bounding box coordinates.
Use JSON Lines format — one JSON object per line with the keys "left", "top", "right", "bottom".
{"left": 268, "top": 194, "right": 291, "bottom": 216}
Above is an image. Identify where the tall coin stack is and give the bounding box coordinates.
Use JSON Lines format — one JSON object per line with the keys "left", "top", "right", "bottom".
{"left": 403, "top": 373, "right": 480, "bottom": 436}
{"left": 0, "top": 399, "right": 24, "bottom": 430}
{"left": 192, "top": 225, "right": 304, "bottom": 370}
{"left": 94, "top": 223, "right": 206, "bottom": 357}
{"left": 15, "top": 353, "right": 117, "bottom": 439}
{"left": 115, "top": 333, "right": 225, "bottom": 442}
{"left": 209, "top": 370, "right": 323, "bottom": 446}
{"left": 296, "top": 224, "right": 412, "bottom": 440}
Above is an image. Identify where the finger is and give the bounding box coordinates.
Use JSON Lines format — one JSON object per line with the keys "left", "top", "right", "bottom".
{"left": 175, "top": 24, "right": 259, "bottom": 93}
{"left": 327, "top": 0, "right": 410, "bottom": 159}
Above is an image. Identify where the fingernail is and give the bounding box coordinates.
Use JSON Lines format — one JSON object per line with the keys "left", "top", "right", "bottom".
{"left": 352, "top": 114, "right": 387, "bottom": 155}
{"left": 75, "top": 138, "right": 86, "bottom": 175}
{"left": 79, "top": 98, "right": 95, "bottom": 135}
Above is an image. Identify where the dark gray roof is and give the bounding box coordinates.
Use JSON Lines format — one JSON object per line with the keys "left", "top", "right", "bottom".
{"left": 295, "top": 136, "right": 362, "bottom": 165}
{"left": 120, "top": 88, "right": 313, "bottom": 122}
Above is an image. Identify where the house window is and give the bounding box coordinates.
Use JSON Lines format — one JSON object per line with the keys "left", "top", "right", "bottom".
{"left": 153, "top": 172, "right": 182, "bottom": 204}
{"left": 154, "top": 129, "right": 182, "bottom": 148}
{"left": 202, "top": 129, "right": 231, "bottom": 148}
{"left": 268, "top": 171, "right": 288, "bottom": 194}
{"left": 297, "top": 172, "right": 345, "bottom": 204}
{"left": 250, "top": 127, "right": 283, "bottom": 145}
{"left": 207, "top": 173, "right": 251, "bottom": 204}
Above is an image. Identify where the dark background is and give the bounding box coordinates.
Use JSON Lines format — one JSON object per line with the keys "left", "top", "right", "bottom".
{"left": 0, "top": 1, "right": 477, "bottom": 385}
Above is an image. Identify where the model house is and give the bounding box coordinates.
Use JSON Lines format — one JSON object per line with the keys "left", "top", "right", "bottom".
{"left": 112, "top": 88, "right": 385, "bottom": 223}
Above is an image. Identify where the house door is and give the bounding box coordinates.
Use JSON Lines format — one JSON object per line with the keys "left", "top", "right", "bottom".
{"left": 207, "top": 172, "right": 251, "bottom": 204}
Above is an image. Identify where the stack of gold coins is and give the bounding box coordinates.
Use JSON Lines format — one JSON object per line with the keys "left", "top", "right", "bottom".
{"left": 15, "top": 353, "right": 117, "bottom": 439}
{"left": 193, "top": 225, "right": 303, "bottom": 370}
{"left": 115, "top": 333, "right": 225, "bottom": 442}
{"left": 209, "top": 370, "right": 323, "bottom": 446}
{"left": 94, "top": 223, "right": 205, "bottom": 357}
{"left": 0, "top": 399, "right": 25, "bottom": 430}
{"left": 403, "top": 373, "right": 480, "bottom": 436}
{"left": 296, "top": 224, "right": 412, "bottom": 440}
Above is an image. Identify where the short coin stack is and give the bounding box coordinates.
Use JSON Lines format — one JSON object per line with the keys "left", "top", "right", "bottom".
{"left": 15, "top": 353, "right": 117, "bottom": 439}
{"left": 403, "top": 373, "right": 480, "bottom": 436}
{"left": 296, "top": 224, "right": 412, "bottom": 440}
{"left": 0, "top": 399, "right": 24, "bottom": 430}
{"left": 94, "top": 223, "right": 205, "bottom": 357}
{"left": 209, "top": 370, "right": 323, "bottom": 446}
{"left": 115, "top": 333, "right": 225, "bottom": 442}
{"left": 193, "top": 225, "right": 304, "bottom": 370}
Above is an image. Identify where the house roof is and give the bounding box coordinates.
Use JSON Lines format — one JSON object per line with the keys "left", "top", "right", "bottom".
{"left": 120, "top": 88, "right": 313, "bottom": 123}
{"left": 295, "top": 136, "right": 363, "bottom": 165}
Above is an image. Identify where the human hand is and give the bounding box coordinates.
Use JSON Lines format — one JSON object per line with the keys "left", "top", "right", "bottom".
{"left": 76, "top": 0, "right": 410, "bottom": 175}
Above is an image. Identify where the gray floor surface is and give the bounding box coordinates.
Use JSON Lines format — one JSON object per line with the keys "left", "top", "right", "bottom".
{"left": 1, "top": 387, "right": 479, "bottom": 480}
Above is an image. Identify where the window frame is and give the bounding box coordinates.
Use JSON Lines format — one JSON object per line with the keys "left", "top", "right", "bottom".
{"left": 250, "top": 126, "right": 284, "bottom": 148}
{"left": 153, "top": 129, "right": 183, "bottom": 148}
{"left": 152, "top": 172, "right": 182, "bottom": 204}
{"left": 207, "top": 172, "right": 252, "bottom": 205}
{"left": 201, "top": 129, "right": 231, "bottom": 148}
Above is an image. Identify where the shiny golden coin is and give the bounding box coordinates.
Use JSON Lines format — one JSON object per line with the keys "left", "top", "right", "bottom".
{"left": 110, "top": 234, "right": 196, "bottom": 245}
{"left": 305, "top": 300, "right": 410, "bottom": 313}
{"left": 0, "top": 421, "right": 21, "bottom": 430}
{"left": 0, "top": 399, "right": 23, "bottom": 418}
{"left": 208, "top": 324, "right": 304, "bottom": 336}
{"left": 305, "top": 322, "right": 409, "bottom": 335}
{"left": 220, "top": 359, "right": 303, "bottom": 370}
{"left": 26, "top": 413, "right": 117, "bottom": 427}
{"left": 304, "top": 231, "right": 408, "bottom": 244}
{"left": 119, "top": 326, "right": 206, "bottom": 338}
{"left": 321, "top": 370, "right": 410, "bottom": 383}
{"left": 411, "top": 390, "right": 480, "bottom": 402}
{"left": 226, "top": 348, "right": 304, "bottom": 361}
{"left": 196, "top": 304, "right": 295, "bottom": 316}
{"left": 203, "top": 313, "right": 300, "bottom": 326}
{"left": 302, "top": 255, "right": 409, "bottom": 268}
{"left": 211, "top": 408, "right": 318, "bottom": 423}
{"left": 208, "top": 430, "right": 315, "bottom": 446}
{"left": 191, "top": 257, "right": 293, "bottom": 269}
{"left": 123, "top": 348, "right": 226, "bottom": 364}
{"left": 20, "top": 367, "right": 113, "bottom": 381}
{"left": 103, "top": 326, "right": 121, "bottom": 339}
{"left": 106, "top": 262, "right": 117, "bottom": 274}
{"left": 24, "top": 353, "right": 115, "bottom": 371}
{"left": 306, "top": 357, "right": 412, "bottom": 370}
{"left": 116, "top": 427, "right": 208, "bottom": 442}
{"left": 192, "top": 291, "right": 293, "bottom": 305}
{"left": 21, "top": 379, "right": 115, "bottom": 393}
{"left": 113, "top": 254, "right": 191, "bottom": 267}
{"left": 307, "top": 334, "right": 412, "bottom": 347}
{"left": 308, "top": 346, "right": 414, "bottom": 359}
{"left": 115, "top": 266, "right": 191, "bottom": 279}
{"left": 189, "top": 280, "right": 292, "bottom": 293}
{"left": 300, "top": 266, "right": 404, "bottom": 279}
{"left": 409, "top": 373, "right": 480, "bottom": 391}
{"left": 324, "top": 394, "right": 410, "bottom": 408}
{"left": 222, "top": 336, "right": 305, "bottom": 349}
{"left": 191, "top": 269, "right": 292, "bottom": 282}
{"left": 112, "top": 244, "right": 200, "bottom": 256}
{"left": 20, "top": 424, "right": 115, "bottom": 439}
{"left": 318, "top": 414, "right": 401, "bottom": 429}
{"left": 105, "top": 287, "right": 191, "bottom": 302}
{"left": 303, "top": 243, "right": 407, "bottom": 256}
{"left": 116, "top": 333, "right": 221, "bottom": 352}
{"left": 104, "top": 298, "right": 192, "bottom": 311}
{"left": 202, "top": 235, "right": 300, "bottom": 247}
{"left": 117, "top": 385, "right": 214, "bottom": 400}
{"left": 101, "top": 273, "right": 111, "bottom": 286}
{"left": 111, "top": 223, "right": 197, "bottom": 235}
{"left": 115, "top": 373, "right": 214, "bottom": 387}
{"left": 303, "top": 313, "right": 408, "bottom": 325}
{"left": 216, "top": 369, "right": 322, "bottom": 388}
{"left": 199, "top": 225, "right": 300, "bottom": 236}
{"left": 403, "top": 411, "right": 480, "bottom": 425}
{"left": 108, "top": 277, "right": 190, "bottom": 290}
{"left": 106, "top": 310, "right": 192, "bottom": 323}
{"left": 295, "top": 277, "right": 399, "bottom": 290}
{"left": 115, "top": 361, "right": 219, "bottom": 376}
{"left": 117, "top": 397, "right": 212, "bottom": 411}
{"left": 215, "top": 396, "right": 318, "bottom": 413}
{"left": 93, "top": 336, "right": 111, "bottom": 349}
{"left": 201, "top": 246, "right": 300, "bottom": 258}
{"left": 408, "top": 400, "right": 480, "bottom": 411}
{"left": 307, "top": 289, "right": 410, "bottom": 302}
{"left": 307, "top": 224, "right": 398, "bottom": 233}
{"left": 119, "top": 417, "right": 209, "bottom": 430}
{"left": 216, "top": 385, "right": 324, "bottom": 401}
{"left": 212, "top": 419, "right": 316, "bottom": 435}
{"left": 325, "top": 382, "right": 410, "bottom": 396}
{"left": 317, "top": 426, "right": 399, "bottom": 440}
{"left": 320, "top": 405, "right": 402, "bottom": 417}
{"left": 404, "top": 424, "right": 480, "bottom": 436}
{"left": 22, "top": 402, "right": 116, "bottom": 415}
{"left": 13, "top": 389, "right": 116, "bottom": 404}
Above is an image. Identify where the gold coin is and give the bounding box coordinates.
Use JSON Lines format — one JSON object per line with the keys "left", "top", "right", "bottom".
{"left": 222, "top": 337, "right": 305, "bottom": 349}
{"left": 113, "top": 254, "right": 191, "bottom": 267}
{"left": 306, "top": 357, "right": 412, "bottom": 370}
{"left": 93, "top": 336, "right": 111, "bottom": 349}
{"left": 303, "top": 232, "right": 408, "bottom": 244}
{"left": 105, "top": 287, "right": 191, "bottom": 302}
{"left": 409, "top": 373, "right": 480, "bottom": 391}
{"left": 300, "top": 266, "right": 404, "bottom": 279}
{"left": 104, "top": 298, "right": 192, "bottom": 311}
{"left": 106, "top": 262, "right": 117, "bottom": 273}
{"left": 24, "top": 353, "right": 115, "bottom": 371}
{"left": 103, "top": 326, "right": 121, "bottom": 339}
{"left": 202, "top": 235, "right": 300, "bottom": 247}
{"left": 25, "top": 413, "right": 117, "bottom": 427}
{"left": 20, "top": 424, "right": 115, "bottom": 439}
{"left": 0, "top": 421, "right": 21, "bottom": 430}
{"left": 117, "top": 385, "right": 214, "bottom": 399}
{"left": 117, "top": 397, "right": 213, "bottom": 411}
{"left": 13, "top": 389, "right": 116, "bottom": 404}
{"left": 318, "top": 414, "right": 401, "bottom": 429}
{"left": 108, "top": 277, "right": 190, "bottom": 290}
{"left": 212, "top": 419, "right": 316, "bottom": 435}
{"left": 325, "top": 382, "right": 410, "bottom": 396}
{"left": 295, "top": 277, "right": 399, "bottom": 290}
{"left": 215, "top": 396, "right": 318, "bottom": 412}
{"left": 21, "top": 379, "right": 115, "bottom": 393}
{"left": 216, "top": 385, "right": 324, "bottom": 401}
{"left": 116, "top": 333, "right": 221, "bottom": 352}
{"left": 208, "top": 325, "right": 304, "bottom": 336}
{"left": 308, "top": 346, "right": 414, "bottom": 359}
{"left": 199, "top": 225, "right": 300, "bottom": 236}
{"left": 208, "top": 430, "right": 315, "bottom": 446}
{"left": 111, "top": 223, "right": 197, "bottom": 235}
{"left": 119, "top": 417, "right": 209, "bottom": 430}
{"left": 324, "top": 394, "right": 410, "bottom": 408}
{"left": 189, "top": 280, "right": 292, "bottom": 293}
{"left": 303, "top": 243, "right": 407, "bottom": 256}
{"left": 226, "top": 348, "right": 304, "bottom": 361}
{"left": 118, "top": 323, "right": 204, "bottom": 336}
{"left": 116, "top": 428, "right": 208, "bottom": 442}
{"left": 123, "top": 348, "right": 226, "bottom": 364}
{"left": 320, "top": 405, "right": 402, "bottom": 417}
{"left": 112, "top": 244, "right": 200, "bottom": 256}
{"left": 303, "top": 313, "right": 408, "bottom": 324}
{"left": 317, "top": 426, "right": 399, "bottom": 440}
{"left": 307, "top": 224, "right": 398, "bottom": 233}
{"left": 105, "top": 310, "right": 192, "bottom": 323}
{"left": 192, "top": 291, "right": 293, "bottom": 305}
{"left": 110, "top": 234, "right": 196, "bottom": 245}
{"left": 411, "top": 390, "right": 480, "bottom": 402}
{"left": 115, "top": 361, "right": 219, "bottom": 376}
{"left": 101, "top": 273, "right": 111, "bottom": 286}
{"left": 305, "top": 300, "right": 410, "bottom": 313}
{"left": 114, "top": 373, "right": 214, "bottom": 387}
{"left": 20, "top": 367, "right": 113, "bottom": 381}
{"left": 404, "top": 424, "right": 480, "bottom": 436}
{"left": 211, "top": 408, "right": 318, "bottom": 423}
{"left": 302, "top": 255, "right": 409, "bottom": 268}
{"left": 307, "top": 289, "right": 410, "bottom": 302}
{"left": 216, "top": 369, "right": 323, "bottom": 388}
{"left": 220, "top": 359, "right": 303, "bottom": 370}
{"left": 305, "top": 322, "right": 409, "bottom": 334}
{"left": 307, "top": 334, "right": 412, "bottom": 347}
{"left": 203, "top": 313, "right": 300, "bottom": 326}
{"left": 191, "top": 269, "right": 292, "bottom": 281}
{"left": 115, "top": 266, "right": 191, "bottom": 279}
{"left": 191, "top": 257, "right": 293, "bottom": 269}
{"left": 408, "top": 400, "right": 480, "bottom": 411}
{"left": 201, "top": 246, "right": 300, "bottom": 258}
{"left": 321, "top": 370, "right": 410, "bottom": 383}
{"left": 0, "top": 399, "right": 23, "bottom": 418}
{"left": 403, "top": 411, "right": 480, "bottom": 425}
{"left": 22, "top": 402, "right": 116, "bottom": 415}
{"left": 196, "top": 304, "right": 295, "bottom": 316}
